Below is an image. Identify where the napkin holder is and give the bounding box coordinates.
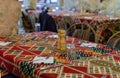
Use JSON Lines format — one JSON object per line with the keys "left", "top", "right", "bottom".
{"left": 57, "top": 29, "right": 66, "bottom": 52}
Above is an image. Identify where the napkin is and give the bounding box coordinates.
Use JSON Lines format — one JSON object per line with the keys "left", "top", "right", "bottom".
{"left": 63, "top": 14, "right": 70, "bottom": 16}
{"left": 80, "top": 42, "right": 97, "bottom": 47}
{"left": 48, "top": 35, "right": 58, "bottom": 38}
{"left": 84, "top": 17, "right": 92, "bottom": 19}
{"left": 0, "top": 41, "right": 12, "bottom": 46}
{"left": 33, "top": 56, "right": 54, "bottom": 64}
{"left": 110, "top": 17, "right": 118, "bottom": 20}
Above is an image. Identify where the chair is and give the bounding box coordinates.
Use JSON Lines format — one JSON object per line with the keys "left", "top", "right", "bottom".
{"left": 64, "top": 16, "right": 76, "bottom": 27}
{"left": 21, "top": 11, "right": 35, "bottom": 32}
{"left": 98, "top": 20, "right": 120, "bottom": 43}
{"left": 66, "top": 22, "right": 96, "bottom": 42}
{"left": 108, "top": 20, "right": 120, "bottom": 34}
{"left": 107, "top": 31, "right": 120, "bottom": 49}
{"left": 55, "top": 16, "right": 77, "bottom": 31}
{"left": 95, "top": 21, "right": 112, "bottom": 43}
{"left": 55, "top": 16, "right": 67, "bottom": 30}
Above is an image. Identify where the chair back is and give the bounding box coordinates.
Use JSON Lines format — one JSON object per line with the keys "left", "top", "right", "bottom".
{"left": 107, "top": 31, "right": 120, "bottom": 49}
{"left": 21, "top": 11, "right": 35, "bottom": 32}
{"left": 66, "top": 22, "right": 96, "bottom": 42}
{"left": 55, "top": 16, "right": 67, "bottom": 30}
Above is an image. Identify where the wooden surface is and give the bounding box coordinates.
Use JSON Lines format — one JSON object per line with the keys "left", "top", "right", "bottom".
{"left": 0, "top": 0, "right": 21, "bottom": 36}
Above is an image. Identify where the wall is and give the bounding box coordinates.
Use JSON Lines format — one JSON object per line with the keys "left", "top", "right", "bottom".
{"left": 60, "top": 0, "right": 120, "bottom": 16}
{"left": 62, "top": 0, "right": 100, "bottom": 11}
{"left": 29, "top": 0, "right": 37, "bottom": 9}
{"left": 0, "top": 0, "right": 21, "bottom": 36}
{"left": 101, "top": 0, "right": 120, "bottom": 16}
{"left": 23, "top": 0, "right": 38, "bottom": 9}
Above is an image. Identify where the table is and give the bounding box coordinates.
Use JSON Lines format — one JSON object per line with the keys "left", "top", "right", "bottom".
{"left": 54, "top": 14, "right": 120, "bottom": 43}
{"left": 0, "top": 31, "right": 120, "bottom": 78}
{"left": 24, "top": 10, "right": 120, "bottom": 43}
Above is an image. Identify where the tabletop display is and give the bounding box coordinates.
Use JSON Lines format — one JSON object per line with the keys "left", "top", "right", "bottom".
{"left": 0, "top": 31, "right": 120, "bottom": 78}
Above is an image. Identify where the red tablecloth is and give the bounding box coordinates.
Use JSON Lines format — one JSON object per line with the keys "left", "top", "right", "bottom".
{"left": 25, "top": 10, "right": 120, "bottom": 43}
{"left": 0, "top": 31, "right": 120, "bottom": 78}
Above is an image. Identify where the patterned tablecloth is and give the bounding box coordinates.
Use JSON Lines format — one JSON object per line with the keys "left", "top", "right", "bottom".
{"left": 54, "top": 14, "right": 120, "bottom": 43}
{"left": 0, "top": 31, "right": 120, "bottom": 78}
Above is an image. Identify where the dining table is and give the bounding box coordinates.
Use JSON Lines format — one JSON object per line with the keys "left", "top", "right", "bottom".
{"left": 25, "top": 9, "right": 120, "bottom": 43}
{"left": 0, "top": 31, "right": 120, "bottom": 78}
{"left": 53, "top": 12, "right": 120, "bottom": 43}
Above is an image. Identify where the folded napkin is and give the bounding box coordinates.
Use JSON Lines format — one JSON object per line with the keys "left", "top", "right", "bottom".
{"left": 110, "top": 17, "right": 118, "bottom": 20}
{"left": 32, "top": 56, "right": 54, "bottom": 64}
{"left": 80, "top": 42, "right": 97, "bottom": 47}
{"left": 48, "top": 35, "right": 58, "bottom": 38}
{"left": 0, "top": 41, "right": 12, "bottom": 46}
{"left": 84, "top": 17, "right": 92, "bottom": 19}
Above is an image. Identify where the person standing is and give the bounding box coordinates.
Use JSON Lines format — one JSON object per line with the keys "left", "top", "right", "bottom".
{"left": 39, "top": 7, "right": 57, "bottom": 32}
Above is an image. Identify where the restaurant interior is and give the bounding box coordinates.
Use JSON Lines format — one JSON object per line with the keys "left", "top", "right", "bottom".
{"left": 0, "top": 0, "right": 120, "bottom": 78}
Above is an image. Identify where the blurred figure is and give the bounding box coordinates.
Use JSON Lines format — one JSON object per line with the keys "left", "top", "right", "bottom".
{"left": 39, "top": 7, "right": 57, "bottom": 32}
{"left": 69, "top": 6, "right": 77, "bottom": 12}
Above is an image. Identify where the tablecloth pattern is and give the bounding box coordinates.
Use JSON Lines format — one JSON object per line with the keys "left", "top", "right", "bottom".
{"left": 0, "top": 31, "right": 120, "bottom": 78}
{"left": 55, "top": 15, "right": 120, "bottom": 43}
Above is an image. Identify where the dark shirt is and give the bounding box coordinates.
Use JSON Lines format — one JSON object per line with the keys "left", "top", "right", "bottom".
{"left": 39, "top": 11, "right": 57, "bottom": 32}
